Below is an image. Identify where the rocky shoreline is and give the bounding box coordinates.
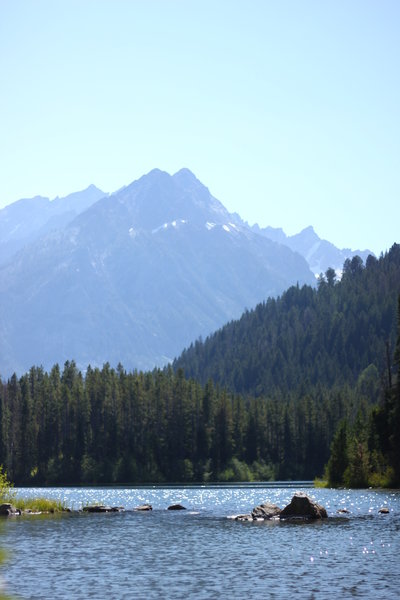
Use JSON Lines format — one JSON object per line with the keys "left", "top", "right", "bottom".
{"left": 0, "top": 501, "right": 188, "bottom": 516}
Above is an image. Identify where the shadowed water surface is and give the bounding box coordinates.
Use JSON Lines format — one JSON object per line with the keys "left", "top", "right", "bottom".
{"left": 1, "top": 485, "right": 399, "bottom": 598}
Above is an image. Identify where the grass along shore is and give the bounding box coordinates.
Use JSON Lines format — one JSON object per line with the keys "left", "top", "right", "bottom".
{"left": 0, "top": 466, "right": 65, "bottom": 514}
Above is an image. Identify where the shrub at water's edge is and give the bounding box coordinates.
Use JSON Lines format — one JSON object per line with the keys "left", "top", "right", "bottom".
{"left": 0, "top": 466, "right": 15, "bottom": 505}
{"left": 0, "top": 465, "right": 64, "bottom": 513}
{"left": 313, "top": 478, "right": 328, "bottom": 488}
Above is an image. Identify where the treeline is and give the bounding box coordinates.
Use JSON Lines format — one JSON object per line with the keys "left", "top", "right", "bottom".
{"left": 325, "top": 296, "right": 400, "bottom": 488}
{"left": 174, "top": 244, "right": 400, "bottom": 397}
{"left": 0, "top": 361, "right": 375, "bottom": 485}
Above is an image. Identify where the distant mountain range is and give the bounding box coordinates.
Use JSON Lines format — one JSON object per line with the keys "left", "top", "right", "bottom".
{"left": 0, "top": 169, "right": 373, "bottom": 376}
{"left": 251, "top": 223, "right": 373, "bottom": 276}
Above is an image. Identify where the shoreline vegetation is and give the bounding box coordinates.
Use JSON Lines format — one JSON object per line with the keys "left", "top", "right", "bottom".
{"left": 0, "top": 461, "right": 397, "bottom": 521}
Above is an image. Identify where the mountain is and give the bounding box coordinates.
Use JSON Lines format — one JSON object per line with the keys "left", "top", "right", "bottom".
{"left": 0, "top": 184, "right": 106, "bottom": 266}
{"left": 174, "top": 244, "right": 400, "bottom": 396}
{"left": 0, "top": 168, "right": 314, "bottom": 376}
{"left": 252, "top": 224, "right": 373, "bottom": 276}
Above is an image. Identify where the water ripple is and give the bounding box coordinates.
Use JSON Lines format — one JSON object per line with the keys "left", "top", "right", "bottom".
{"left": 1, "top": 485, "right": 399, "bottom": 599}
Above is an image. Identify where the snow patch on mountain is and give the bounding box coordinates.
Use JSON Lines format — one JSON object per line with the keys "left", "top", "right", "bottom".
{"left": 305, "top": 240, "right": 321, "bottom": 262}
{"left": 152, "top": 219, "right": 187, "bottom": 234}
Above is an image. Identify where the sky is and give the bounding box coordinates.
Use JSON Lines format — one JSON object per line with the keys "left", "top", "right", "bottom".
{"left": 0, "top": 0, "right": 399, "bottom": 256}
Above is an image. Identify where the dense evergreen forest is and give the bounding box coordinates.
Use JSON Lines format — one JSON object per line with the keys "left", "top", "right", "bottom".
{"left": 174, "top": 244, "right": 400, "bottom": 397}
{"left": 0, "top": 362, "right": 369, "bottom": 484}
{"left": 0, "top": 244, "right": 399, "bottom": 486}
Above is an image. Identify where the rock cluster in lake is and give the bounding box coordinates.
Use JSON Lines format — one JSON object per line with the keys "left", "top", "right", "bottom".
{"left": 233, "top": 492, "right": 328, "bottom": 522}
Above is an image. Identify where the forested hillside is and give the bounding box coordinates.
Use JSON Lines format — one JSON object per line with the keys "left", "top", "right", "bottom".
{"left": 325, "top": 294, "right": 400, "bottom": 488}
{"left": 174, "top": 244, "right": 400, "bottom": 397}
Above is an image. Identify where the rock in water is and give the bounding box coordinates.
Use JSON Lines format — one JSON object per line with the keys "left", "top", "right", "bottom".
{"left": 251, "top": 503, "right": 282, "bottom": 520}
{"left": 83, "top": 504, "right": 116, "bottom": 512}
{"left": 279, "top": 493, "right": 327, "bottom": 520}
{"left": 134, "top": 504, "right": 153, "bottom": 511}
{"left": 167, "top": 504, "right": 186, "bottom": 511}
{"left": 232, "top": 514, "right": 253, "bottom": 522}
{"left": 0, "top": 503, "right": 21, "bottom": 516}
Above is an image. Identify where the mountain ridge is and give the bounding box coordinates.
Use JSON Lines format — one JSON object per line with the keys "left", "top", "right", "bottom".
{"left": 0, "top": 184, "right": 106, "bottom": 266}
{"left": 251, "top": 223, "right": 373, "bottom": 275}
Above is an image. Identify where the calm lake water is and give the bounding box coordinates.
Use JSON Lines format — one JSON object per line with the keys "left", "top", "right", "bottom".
{"left": 1, "top": 484, "right": 399, "bottom": 599}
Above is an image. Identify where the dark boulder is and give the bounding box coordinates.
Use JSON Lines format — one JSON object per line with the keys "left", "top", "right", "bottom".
{"left": 279, "top": 493, "right": 327, "bottom": 520}
{"left": 251, "top": 502, "right": 281, "bottom": 520}
{"left": 167, "top": 504, "right": 186, "bottom": 511}
{"left": 0, "top": 503, "right": 21, "bottom": 516}
{"left": 234, "top": 514, "right": 253, "bottom": 522}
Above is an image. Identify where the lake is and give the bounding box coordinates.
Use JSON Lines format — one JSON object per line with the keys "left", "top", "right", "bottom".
{"left": 1, "top": 484, "right": 399, "bottom": 599}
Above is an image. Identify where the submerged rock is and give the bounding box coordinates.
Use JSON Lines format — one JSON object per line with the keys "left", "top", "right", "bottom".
{"left": 134, "top": 504, "right": 153, "bottom": 511}
{"left": 83, "top": 505, "right": 124, "bottom": 513}
{"left": 251, "top": 502, "right": 281, "bottom": 520}
{"left": 167, "top": 504, "right": 186, "bottom": 511}
{"left": 279, "top": 492, "right": 327, "bottom": 520}
{"left": 22, "top": 509, "right": 42, "bottom": 515}
{"left": 233, "top": 514, "right": 253, "bottom": 522}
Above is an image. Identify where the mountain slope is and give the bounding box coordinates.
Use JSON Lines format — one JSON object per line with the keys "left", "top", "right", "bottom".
{"left": 173, "top": 245, "right": 400, "bottom": 396}
{"left": 0, "top": 169, "right": 314, "bottom": 375}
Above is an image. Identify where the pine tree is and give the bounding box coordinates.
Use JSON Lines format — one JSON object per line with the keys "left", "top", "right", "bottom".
{"left": 326, "top": 420, "right": 349, "bottom": 486}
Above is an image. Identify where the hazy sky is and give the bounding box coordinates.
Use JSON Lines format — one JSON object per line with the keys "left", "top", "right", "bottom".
{"left": 1, "top": 0, "right": 399, "bottom": 255}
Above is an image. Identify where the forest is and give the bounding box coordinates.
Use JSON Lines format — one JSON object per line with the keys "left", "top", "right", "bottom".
{"left": 0, "top": 361, "right": 380, "bottom": 485}
{"left": 0, "top": 245, "right": 399, "bottom": 487}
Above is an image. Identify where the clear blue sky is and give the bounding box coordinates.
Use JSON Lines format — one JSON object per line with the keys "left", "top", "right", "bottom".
{"left": 1, "top": 0, "right": 399, "bottom": 255}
